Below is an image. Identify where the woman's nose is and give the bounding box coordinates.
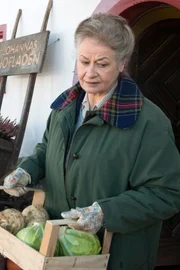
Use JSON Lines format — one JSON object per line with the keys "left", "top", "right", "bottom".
{"left": 86, "top": 65, "right": 97, "bottom": 77}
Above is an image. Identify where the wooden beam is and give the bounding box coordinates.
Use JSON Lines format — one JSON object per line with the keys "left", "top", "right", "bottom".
{"left": 39, "top": 221, "right": 59, "bottom": 257}
{"left": 32, "top": 191, "right": 45, "bottom": 205}
{"left": 41, "top": 0, "right": 53, "bottom": 32}
{"left": 101, "top": 230, "right": 113, "bottom": 254}
{"left": 11, "top": 9, "right": 22, "bottom": 39}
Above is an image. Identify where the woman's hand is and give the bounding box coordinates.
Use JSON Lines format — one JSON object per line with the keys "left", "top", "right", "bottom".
{"left": 61, "top": 202, "right": 104, "bottom": 233}
{"left": 3, "top": 167, "right": 31, "bottom": 197}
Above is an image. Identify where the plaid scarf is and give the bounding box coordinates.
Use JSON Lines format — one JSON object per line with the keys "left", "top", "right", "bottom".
{"left": 51, "top": 75, "right": 144, "bottom": 129}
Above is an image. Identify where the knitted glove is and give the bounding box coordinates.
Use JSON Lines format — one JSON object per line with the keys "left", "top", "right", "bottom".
{"left": 3, "top": 167, "right": 31, "bottom": 197}
{"left": 61, "top": 202, "right": 104, "bottom": 234}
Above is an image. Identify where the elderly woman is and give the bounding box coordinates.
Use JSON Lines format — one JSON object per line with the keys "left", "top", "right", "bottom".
{"left": 3, "top": 13, "right": 180, "bottom": 270}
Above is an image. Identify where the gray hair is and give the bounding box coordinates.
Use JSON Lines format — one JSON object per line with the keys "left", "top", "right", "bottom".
{"left": 74, "top": 13, "right": 135, "bottom": 66}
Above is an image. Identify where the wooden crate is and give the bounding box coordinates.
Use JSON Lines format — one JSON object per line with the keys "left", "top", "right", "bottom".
{"left": 0, "top": 191, "right": 113, "bottom": 270}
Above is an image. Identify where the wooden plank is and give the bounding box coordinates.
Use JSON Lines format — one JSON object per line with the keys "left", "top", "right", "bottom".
{"left": 101, "top": 230, "right": 113, "bottom": 254}
{"left": 44, "top": 267, "right": 106, "bottom": 270}
{"left": 74, "top": 254, "right": 109, "bottom": 267}
{"left": 40, "top": 221, "right": 59, "bottom": 257}
{"left": 0, "top": 31, "right": 50, "bottom": 76}
{"left": 32, "top": 191, "right": 45, "bottom": 205}
{"left": 11, "top": 9, "right": 22, "bottom": 39}
{"left": 0, "top": 227, "right": 45, "bottom": 270}
{"left": 44, "top": 255, "right": 109, "bottom": 269}
{"left": 7, "top": 73, "right": 37, "bottom": 169}
{"left": 41, "top": 0, "right": 53, "bottom": 32}
{"left": 47, "top": 219, "right": 76, "bottom": 226}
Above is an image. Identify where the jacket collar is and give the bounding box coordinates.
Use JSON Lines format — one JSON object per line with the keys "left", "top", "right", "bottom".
{"left": 50, "top": 75, "right": 144, "bottom": 129}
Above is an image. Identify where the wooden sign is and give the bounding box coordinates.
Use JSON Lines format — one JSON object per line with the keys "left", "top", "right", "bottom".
{"left": 0, "top": 31, "right": 50, "bottom": 76}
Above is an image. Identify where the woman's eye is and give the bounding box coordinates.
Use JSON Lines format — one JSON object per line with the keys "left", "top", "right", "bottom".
{"left": 98, "top": 63, "right": 108, "bottom": 68}
{"left": 81, "top": 61, "right": 89, "bottom": 66}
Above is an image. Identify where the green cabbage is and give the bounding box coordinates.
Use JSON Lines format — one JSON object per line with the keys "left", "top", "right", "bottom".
{"left": 16, "top": 222, "right": 59, "bottom": 256}
{"left": 58, "top": 226, "right": 101, "bottom": 256}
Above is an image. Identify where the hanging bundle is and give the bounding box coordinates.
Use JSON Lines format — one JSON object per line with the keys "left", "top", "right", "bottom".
{"left": 0, "top": 114, "right": 19, "bottom": 141}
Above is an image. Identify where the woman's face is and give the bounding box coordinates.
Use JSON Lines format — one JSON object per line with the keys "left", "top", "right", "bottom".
{"left": 77, "top": 38, "right": 124, "bottom": 97}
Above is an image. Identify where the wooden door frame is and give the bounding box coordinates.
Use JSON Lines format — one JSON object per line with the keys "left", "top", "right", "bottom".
{"left": 132, "top": 6, "right": 180, "bottom": 39}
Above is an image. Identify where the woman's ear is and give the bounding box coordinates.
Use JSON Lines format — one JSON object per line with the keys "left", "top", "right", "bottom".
{"left": 119, "top": 60, "right": 126, "bottom": 73}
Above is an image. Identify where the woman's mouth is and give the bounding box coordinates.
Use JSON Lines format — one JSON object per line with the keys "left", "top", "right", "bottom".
{"left": 85, "top": 81, "right": 99, "bottom": 85}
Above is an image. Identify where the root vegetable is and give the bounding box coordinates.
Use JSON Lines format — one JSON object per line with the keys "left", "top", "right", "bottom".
{"left": 0, "top": 209, "right": 25, "bottom": 234}
{"left": 22, "top": 205, "right": 49, "bottom": 225}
